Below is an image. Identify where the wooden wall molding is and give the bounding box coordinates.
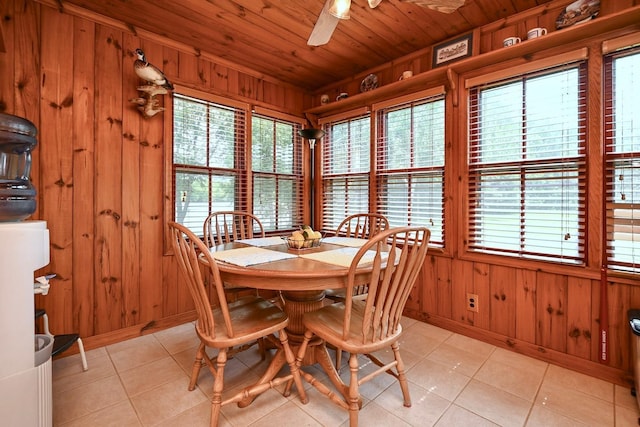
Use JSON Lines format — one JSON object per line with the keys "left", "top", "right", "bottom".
{"left": 409, "top": 310, "right": 632, "bottom": 387}
{"left": 61, "top": 311, "right": 198, "bottom": 355}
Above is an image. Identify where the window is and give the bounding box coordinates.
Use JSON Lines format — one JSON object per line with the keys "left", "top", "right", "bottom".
{"left": 252, "top": 112, "right": 304, "bottom": 232}
{"left": 468, "top": 63, "right": 587, "bottom": 263}
{"left": 172, "top": 93, "right": 303, "bottom": 235}
{"left": 604, "top": 47, "right": 640, "bottom": 274}
{"left": 173, "top": 94, "right": 246, "bottom": 234}
{"left": 375, "top": 93, "right": 445, "bottom": 247}
{"left": 320, "top": 113, "right": 371, "bottom": 230}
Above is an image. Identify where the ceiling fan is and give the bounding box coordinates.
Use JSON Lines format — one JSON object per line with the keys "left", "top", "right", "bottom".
{"left": 307, "top": 0, "right": 466, "bottom": 46}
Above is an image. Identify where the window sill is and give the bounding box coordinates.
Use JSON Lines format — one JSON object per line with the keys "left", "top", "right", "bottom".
{"left": 457, "top": 250, "right": 600, "bottom": 280}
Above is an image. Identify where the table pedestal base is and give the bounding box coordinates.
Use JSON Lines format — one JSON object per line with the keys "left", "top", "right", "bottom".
{"left": 238, "top": 289, "right": 351, "bottom": 408}
{"left": 238, "top": 337, "right": 348, "bottom": 408}
{"left": 280, "top": 290, "right": 324, "bottom": 365}
{"left": 280, "top": 291, "right": 324, "bottom": 334}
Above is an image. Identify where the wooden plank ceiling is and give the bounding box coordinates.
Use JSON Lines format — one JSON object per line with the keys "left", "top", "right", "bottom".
{"left": 52, "top": 0, "right": 553, "bottom": 90}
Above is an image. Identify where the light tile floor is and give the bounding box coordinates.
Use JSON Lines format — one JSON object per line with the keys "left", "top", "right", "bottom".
{"left": 52, "top": 318, "right": 640, "bottom": 426}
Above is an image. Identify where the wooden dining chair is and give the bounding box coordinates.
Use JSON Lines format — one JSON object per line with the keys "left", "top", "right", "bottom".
{"left": 203, "top": 210, "right": 266, "bottom": 296}
{"left": 326, "top": 213, "right": 390, "bottom": 301}
{"left": 333, "top": 212, "right": 390, "bottom": 240}
{"left": 203, "top": 211, "right": 272, "bottom": 358}
{"left": 168, "top": 222, "right": 307, "bottom": 426}
{"left": 292, "top": 226, "right": 430, "bottom": 427}
{"left": 203, "top": 210, "right": 265, "bottom": 247}
{"left": 326, "top": 213, "right": 391, "bottom": 369}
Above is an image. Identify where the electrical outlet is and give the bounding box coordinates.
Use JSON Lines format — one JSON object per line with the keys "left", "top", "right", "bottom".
{"left": 466, "top": 293, "right": 479, "bottom": 312}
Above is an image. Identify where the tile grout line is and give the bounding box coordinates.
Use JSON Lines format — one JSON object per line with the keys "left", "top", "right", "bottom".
{"left": 105, "top": 341, "right": 147, "bottom": 426}
{"left": 51, "top": 321, "right": 636, "bottom": 427}
{"left": 521, "top": 362, "right": 552, "bottom": 427}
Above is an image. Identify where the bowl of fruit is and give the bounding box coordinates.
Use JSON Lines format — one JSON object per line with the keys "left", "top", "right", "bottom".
{"left": 283, "top": 226, "right": 323, "bottom": 250}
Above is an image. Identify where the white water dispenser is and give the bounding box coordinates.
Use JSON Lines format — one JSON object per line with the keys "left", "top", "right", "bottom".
{"left": 0, "top": 221, "right": 51, "bottom": 426}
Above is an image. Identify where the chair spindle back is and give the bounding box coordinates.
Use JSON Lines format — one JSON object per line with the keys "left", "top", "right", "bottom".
{"left": 336, "top": 213, "right": 389, "bottom": 239}
{"left": 168, "top": 221, "right": 236, "bottom": 339}
{"left": 343, "top": 226, "right": 430, "bottom": 343}
{"left": 203, "top": 211, "right": 265, "bottom": 247}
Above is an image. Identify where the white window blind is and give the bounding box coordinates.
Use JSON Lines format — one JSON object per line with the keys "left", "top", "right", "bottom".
{"left": 173, "top": 94, "right": 246, "bottom": 234}
{"left": 376, "top": 94, "right": 445, "bottom": 246}
{"left": 321, "top": 113, "right": 371, "bottom": 231}
{"left": 604, "top": 46, "right": 640, "bottom": 274}
{"left": 468, "top": 63, "right": 587, "bottom": 263}
{"left": 252, "top": 113, "right": 304, "bottom": 232}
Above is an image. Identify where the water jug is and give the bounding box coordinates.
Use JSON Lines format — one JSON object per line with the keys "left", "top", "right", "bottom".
{"left": 0, "top": 113, "right": 37, "bottom": 221}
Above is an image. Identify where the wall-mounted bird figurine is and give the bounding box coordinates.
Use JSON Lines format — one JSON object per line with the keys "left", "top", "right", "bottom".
{"left": 131, "top": 48, "right": 172, "bottom": 118}
{"left": 134, "top": 48, "right": 174, "bottom": 90}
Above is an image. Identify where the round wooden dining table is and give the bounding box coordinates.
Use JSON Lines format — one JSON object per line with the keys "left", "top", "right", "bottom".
{"left": 209, "top": 239, "right": 373, "bottom": 338}
{"left": 205, "top": 237, "right": 376, "bottom": 405}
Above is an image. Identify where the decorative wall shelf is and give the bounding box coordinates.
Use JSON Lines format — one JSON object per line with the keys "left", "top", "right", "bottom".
{"left": 129, "top": 84, "right": 169, "bottom": 118}
{"left": 305, "top": 70, "right": 448, "bottom": 116}
{"left": 305, "top": 4, "right": 640, "bottom": 118}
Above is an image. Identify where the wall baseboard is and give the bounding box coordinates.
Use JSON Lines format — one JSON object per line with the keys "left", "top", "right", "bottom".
{"left": 405, "top": 309, "right": 633, "bottom": 388}
{"left": 52, "top": 311, "right": 198, "bottom": 360}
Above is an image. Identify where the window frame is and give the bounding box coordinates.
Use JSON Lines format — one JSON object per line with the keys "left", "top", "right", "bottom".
{"left": 603, "top": 44, "right": 640, "bottom": 277}
{"left": 171, "top": 90, "right": 248, "bottom": 235}
{"left": 372, "top": 88, "right": 447, "bottom": 247}
{"left": 166, "top": 86, "right": 305, "bottom": 239}
{"left": 465, "top": 56, "right": 589, "bottom": 266}
{"left": 317, "top": 89, "right": 447, "bottom": 247}
{"left": 318, "top": 108, "right": 373, "bottom": 232}
{"left": 251, "top": 106, "right": 306, "bottom": 233}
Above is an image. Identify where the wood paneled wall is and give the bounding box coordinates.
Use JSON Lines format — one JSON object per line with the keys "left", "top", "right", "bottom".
{"left": 0, "top": 0, "right": 307, "bottom": 346}
{"left": 404, "top": 257, "right": 640, "bottom": 385}
{"left": 2, "top": 0, "right": 640, "bottom": 387}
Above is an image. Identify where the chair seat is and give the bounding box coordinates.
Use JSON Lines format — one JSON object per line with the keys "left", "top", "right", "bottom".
{"left": 35, "top": 308, "right": 88, "bottom": 371}
{"left": 324, "top": 288, "right": 368, "bottom": 302}
{"left": 52, "top": 334, "right": 81, "bottom": 357}
{"left": 323, "top": 288, "right": 346, "bottom": 300}
{"left": 198, "top": 295, "right": 289, "bottom": 349}
{"left": 302, "top": 301, "right": 402, "bottom": 354}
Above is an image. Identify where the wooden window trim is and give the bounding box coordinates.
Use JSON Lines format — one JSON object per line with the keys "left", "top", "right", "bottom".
{"left": 466, "top": 62, "right": 588, "bottom": 265}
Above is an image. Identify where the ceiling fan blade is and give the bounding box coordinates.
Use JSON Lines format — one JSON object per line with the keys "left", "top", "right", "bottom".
{"left": 402, "top": 0, "right": 465, "bottom": 13}
{"left": 307, "top": 0, "right": 340, "bottom": 46}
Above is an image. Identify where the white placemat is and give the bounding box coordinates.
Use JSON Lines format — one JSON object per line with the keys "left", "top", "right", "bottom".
{"left": 235, "top": 236, "right": 286, "bottom": 247}
{"left": 299, "top": 247, "right": 384, "bottom": 268}
{"left": 211, "top": 246, "right": 296, "bottom": 267}
{"left": 322, "top": 236, "right": 370, "bottom": 247}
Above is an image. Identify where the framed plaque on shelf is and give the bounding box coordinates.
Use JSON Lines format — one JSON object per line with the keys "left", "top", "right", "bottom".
{"left": 432, "top": 32, "right": 473, "bottom": 68}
